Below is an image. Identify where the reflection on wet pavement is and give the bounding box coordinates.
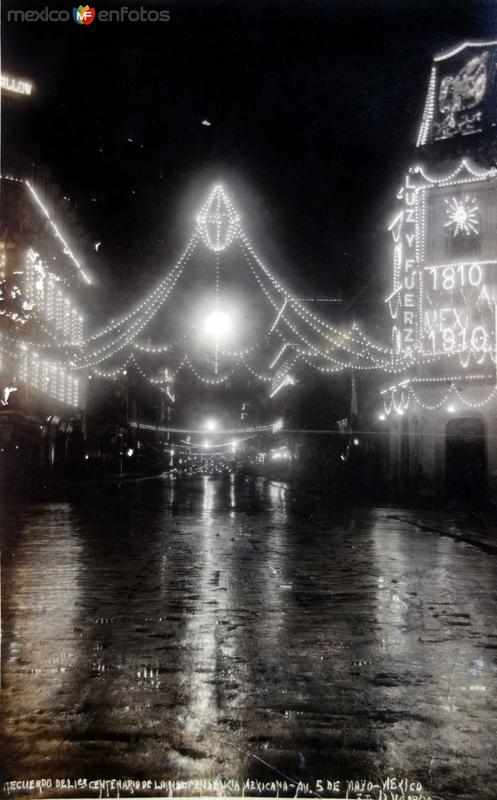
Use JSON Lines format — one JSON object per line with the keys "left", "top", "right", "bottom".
{"left": 1, "top": 477, "right": 497, "bottom": 798}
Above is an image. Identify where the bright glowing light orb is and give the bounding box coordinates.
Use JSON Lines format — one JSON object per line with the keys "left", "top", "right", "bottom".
{"left": 205, "top": 418, "right": 218, "bottom": 431}
{"left": 204, "top": 309, "right": 232, "bottom": 338}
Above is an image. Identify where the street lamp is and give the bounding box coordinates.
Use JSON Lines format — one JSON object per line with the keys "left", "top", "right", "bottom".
{"left": 204, "top": 309, "right": 232, "bottom": 339}
{"left": 202, "top": 307, "right": 234, "bottom": 375}
{"left": 205, "top": 417, "right": 218, "bottom": 431}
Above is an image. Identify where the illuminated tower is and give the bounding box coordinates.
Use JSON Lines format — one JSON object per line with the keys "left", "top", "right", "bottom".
{"left": 382, "top": 41, "right": 497, "bottom": 499}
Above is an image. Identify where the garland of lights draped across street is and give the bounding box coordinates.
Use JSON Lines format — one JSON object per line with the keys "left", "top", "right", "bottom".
{"left": 71, "top": 184, "right": 398, "bottom": 398}
{"left": 12, "top": 175, "right": 492, "bottom": 410}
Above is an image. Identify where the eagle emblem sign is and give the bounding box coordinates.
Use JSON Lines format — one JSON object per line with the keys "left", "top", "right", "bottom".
{"left": 435, "top": 52, "right": 488, "bottom": 139}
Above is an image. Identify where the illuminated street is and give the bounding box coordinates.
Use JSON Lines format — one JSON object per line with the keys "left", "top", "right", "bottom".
{"left": 1, "top": 477, "right": 496, "bottom": 800}
{"left": 2, "top": 3, "right": 497, "bottom": 800}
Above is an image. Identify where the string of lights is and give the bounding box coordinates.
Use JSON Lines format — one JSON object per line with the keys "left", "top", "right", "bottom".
{"left": 75, "top": 184, "right": 405, "bottom": 397}
{"left": 88, "top": 235, "right": 198, "bottom": 342}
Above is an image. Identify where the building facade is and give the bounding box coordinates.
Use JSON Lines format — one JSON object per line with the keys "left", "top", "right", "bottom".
{"left": 383, "top": 42, "right": 497, "bottom": 501}
{"left": 0, "top": 176, "right": 89, "bottom": 473}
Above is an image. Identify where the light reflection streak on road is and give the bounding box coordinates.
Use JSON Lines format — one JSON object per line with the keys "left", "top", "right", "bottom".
{"left": 1, "top": 482, "right": 497, "bottom": 797}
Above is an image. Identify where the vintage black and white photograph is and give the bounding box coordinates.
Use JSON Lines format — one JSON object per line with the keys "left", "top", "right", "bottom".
{"left": 1, "top": 2, "right": 496, "bottom": 799}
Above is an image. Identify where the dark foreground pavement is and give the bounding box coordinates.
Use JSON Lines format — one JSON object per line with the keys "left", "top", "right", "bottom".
{"left": 0, "top": 477, "right": 496, "bottom": 800}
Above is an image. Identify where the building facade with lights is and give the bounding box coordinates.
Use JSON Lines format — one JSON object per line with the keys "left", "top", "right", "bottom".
{"left": 383, "top": 41, "right": 497, "bottom": 500}
{"left": 0, "top": 176, "right": 89, "bottom": 472}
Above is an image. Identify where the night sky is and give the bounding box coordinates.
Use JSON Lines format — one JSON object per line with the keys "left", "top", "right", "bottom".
{"left": 3, "top": 0, "right": 496, "bottom": 326}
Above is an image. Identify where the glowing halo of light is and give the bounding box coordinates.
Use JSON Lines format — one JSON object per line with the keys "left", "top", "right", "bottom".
{"left": 203, "top": 309, "right": 232, "bottom": 339}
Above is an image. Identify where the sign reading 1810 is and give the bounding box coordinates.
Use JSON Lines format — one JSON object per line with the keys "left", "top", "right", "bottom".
{"left": 422, "top": 260, "right": 497, "bottom": 355}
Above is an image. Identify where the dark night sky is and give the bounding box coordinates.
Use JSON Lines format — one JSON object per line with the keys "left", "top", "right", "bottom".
{"left": 3, "top": 0, "right": 497, "bottom": 325}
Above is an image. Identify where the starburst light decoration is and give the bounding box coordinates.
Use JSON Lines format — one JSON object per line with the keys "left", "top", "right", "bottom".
{"left": 444, "top": 195, "right": 479, "bottom": 237}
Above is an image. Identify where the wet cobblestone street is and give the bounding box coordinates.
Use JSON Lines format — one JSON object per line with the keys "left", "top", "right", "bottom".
{"left": 1, "top": 477, "right": 496, "bottom": 799}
